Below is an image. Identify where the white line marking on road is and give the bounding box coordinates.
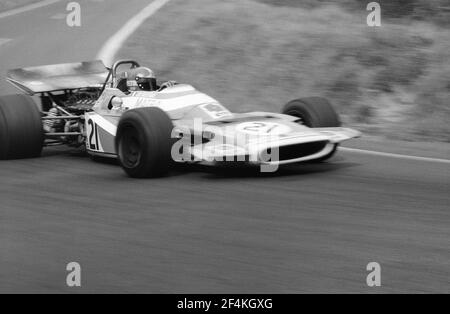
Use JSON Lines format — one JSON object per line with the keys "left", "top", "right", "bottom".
{"left": 50, "top": 13, "right": 66, "bottom": 19}
{"left": 0, "top": 38, "right": 12, "bottom": 47}
{"left": 0, "top": 0, "right": 60, "bottom": 19}
{"left": 96, "top": 0, "right": 172, "bottom": 66}
{"left": 340, "top": 147, "right": 450, "bottom": 164}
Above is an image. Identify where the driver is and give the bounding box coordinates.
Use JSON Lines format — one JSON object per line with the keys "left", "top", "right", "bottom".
{"left": 126, "top": 67, "right": 177, "bottom": 92}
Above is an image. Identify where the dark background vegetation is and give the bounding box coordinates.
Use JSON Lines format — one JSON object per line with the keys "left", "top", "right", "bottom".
{"left": 2, "top": 0, "right": 448, "bottom": 142}
{"left": 120, "top": 0, "right": 449, "bottom": 142}
{"left": 257, "top": 0, "right": 450, "bottom": 26}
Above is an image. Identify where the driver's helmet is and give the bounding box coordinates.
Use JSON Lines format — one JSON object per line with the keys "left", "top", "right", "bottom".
{"left": 126, "top": 67, "right": 157, "bottom": 92}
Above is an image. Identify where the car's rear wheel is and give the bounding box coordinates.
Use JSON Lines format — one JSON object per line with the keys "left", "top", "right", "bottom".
{"left": 282, "top": 97, "right": 341, "bottom": 162}
{"left": 0, "top": 94, "right": 44, "bottom": 160}
{"left": 115, "top": 107, "right": 174, "bottom": 178}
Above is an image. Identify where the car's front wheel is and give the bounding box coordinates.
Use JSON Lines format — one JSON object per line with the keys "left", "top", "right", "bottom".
{"left": 282, "top": 97, "right": 341, "bottom": 162}
{"left": 115, "top": 107, "right": 174, "bottom": 178}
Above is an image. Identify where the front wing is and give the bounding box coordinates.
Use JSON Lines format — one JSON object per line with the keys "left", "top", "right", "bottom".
{"left": 189, "top": 127, "right": 361, "bottom": 165}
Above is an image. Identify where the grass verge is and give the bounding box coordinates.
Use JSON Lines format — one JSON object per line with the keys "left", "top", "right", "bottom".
{"left": 118, "top": 0, "right": 450, "bottom": 142}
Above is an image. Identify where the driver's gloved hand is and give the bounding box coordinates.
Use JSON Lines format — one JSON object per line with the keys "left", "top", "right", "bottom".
{"left": 158, "top": 80, "right": 178, "bottom": 91}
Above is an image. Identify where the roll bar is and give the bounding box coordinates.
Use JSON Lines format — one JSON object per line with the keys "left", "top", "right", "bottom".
{"left": 110, "top": 60, "right": 141, "bottom": 88}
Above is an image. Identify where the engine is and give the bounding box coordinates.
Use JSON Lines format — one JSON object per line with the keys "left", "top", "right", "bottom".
{"left": 63, "top": 88, "right": 101, "bottom": 113}
{"left": 41, "top": 88, "right": 101, "bottom": 147}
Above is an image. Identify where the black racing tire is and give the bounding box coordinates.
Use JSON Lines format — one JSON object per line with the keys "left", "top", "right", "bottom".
{"left": 282, "top": 97, "right": 341, "bottom": 162}
{"left": 0, "top": 94, "right": 44, "bottom": 160}
{"left": 282, "top": 97, "right": 341, "bottom": 128}
{"left": 115, "top": 107, "right": 174, "bottom": 178}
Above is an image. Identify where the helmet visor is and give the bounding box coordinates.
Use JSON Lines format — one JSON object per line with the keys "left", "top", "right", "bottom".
{"left": 136, "top": 77, "right": 157, "bottom": 91}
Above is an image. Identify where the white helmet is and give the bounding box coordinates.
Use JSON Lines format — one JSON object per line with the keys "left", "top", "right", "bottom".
{"left": 126, "top": 67, "right": 157, "bottom": 91}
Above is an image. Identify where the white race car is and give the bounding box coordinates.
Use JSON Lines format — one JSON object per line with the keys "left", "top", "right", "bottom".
{"left": 1, "top": 60, "right": 360, "bottom": 177}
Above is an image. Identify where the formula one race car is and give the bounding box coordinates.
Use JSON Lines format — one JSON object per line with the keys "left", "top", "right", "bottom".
{"left": 0, "top": 60, "right": 360, "bottom": 177}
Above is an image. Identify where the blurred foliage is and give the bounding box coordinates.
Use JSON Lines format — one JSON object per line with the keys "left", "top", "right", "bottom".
{"left": 256, "top": 0, "right": 450, "bottom": 26}
{"left": 120, "top": 0, "right": 450, "bottom": 142}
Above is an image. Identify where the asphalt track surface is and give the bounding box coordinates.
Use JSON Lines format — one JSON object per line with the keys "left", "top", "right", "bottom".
{"left": 0, "top": 0, "right": 449, "bottom": 293}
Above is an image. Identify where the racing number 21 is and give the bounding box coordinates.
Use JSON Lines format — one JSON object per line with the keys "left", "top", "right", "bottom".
{"left": 88, "top": 119, "right": 99, "bottom": 151}
{"left": 243, "top": 122, "right": 279, "bottom": 134}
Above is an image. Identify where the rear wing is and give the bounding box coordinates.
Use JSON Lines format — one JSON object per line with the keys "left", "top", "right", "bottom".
{"left": 6, "top": 60, "right": 109, "bottom": 95}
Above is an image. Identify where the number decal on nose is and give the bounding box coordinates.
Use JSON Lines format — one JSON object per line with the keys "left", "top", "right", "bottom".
{"left": 200, "top": 103, "right": 232, "bottom": 119}
{"left": 237, "top": 122, "right": 290, "bottom": 135}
